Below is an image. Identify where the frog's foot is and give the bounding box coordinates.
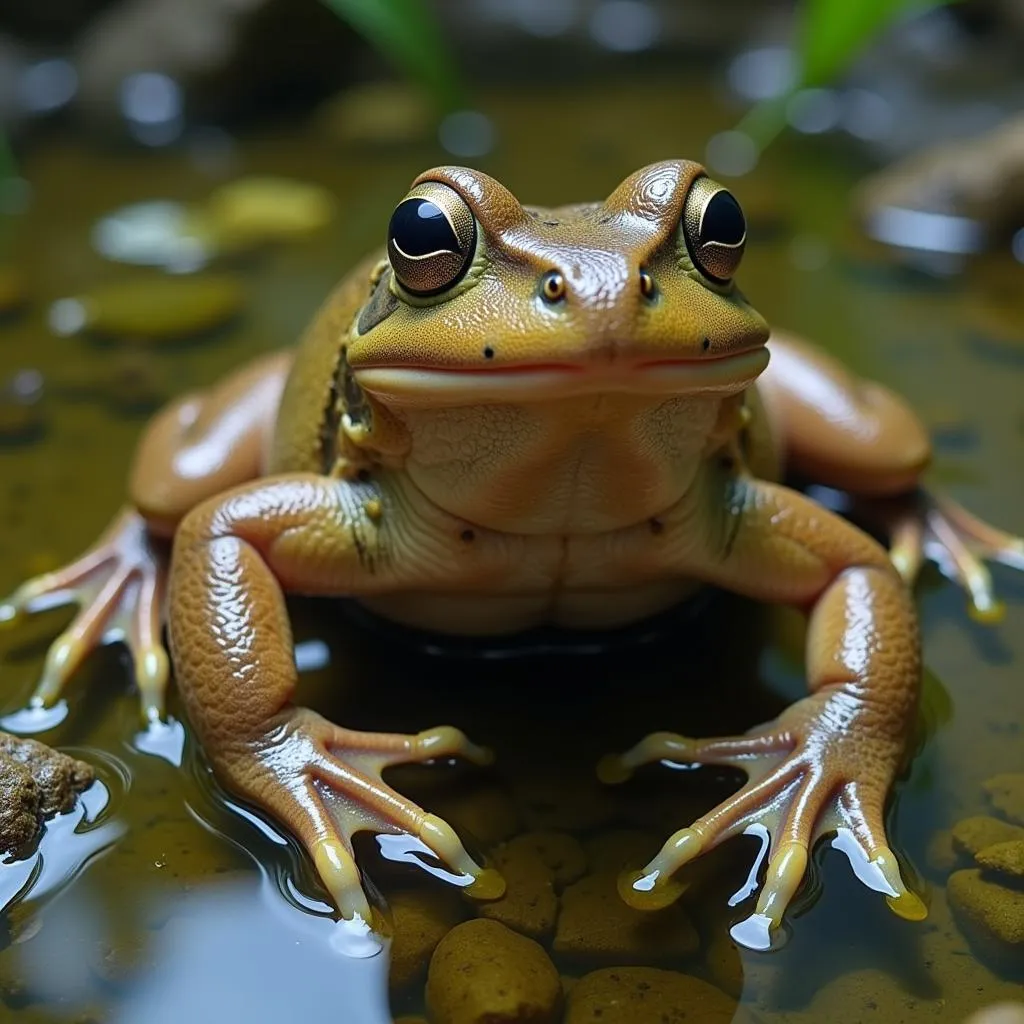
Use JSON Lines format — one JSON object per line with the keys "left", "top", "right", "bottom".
{"left": 599, "top": 693, "right": 926, "bottom": 950}
{"left": 0, "top": 508, "right": 169, "bottom": 723}
{"left": 888, "top": 491, "right": 1023, "bottom": 624}
{"left": 220, "top": 708, "right": 505, "bottom": 926}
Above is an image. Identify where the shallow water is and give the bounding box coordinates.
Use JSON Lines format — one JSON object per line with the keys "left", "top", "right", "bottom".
{"left": 0, "top": 72, "right": 1021, "bottom": 1023}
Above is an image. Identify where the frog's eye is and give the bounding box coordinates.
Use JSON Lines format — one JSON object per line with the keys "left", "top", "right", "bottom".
{"left": 681, "top": 177, "right": 746, "bottom": 283}
{"left": 387, "top": 182, "right": 476, "bottom": 297}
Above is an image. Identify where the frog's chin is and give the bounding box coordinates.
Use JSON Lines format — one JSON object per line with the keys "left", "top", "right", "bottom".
{"left": 353, "top": 347, "right": 768, "bottom": 406}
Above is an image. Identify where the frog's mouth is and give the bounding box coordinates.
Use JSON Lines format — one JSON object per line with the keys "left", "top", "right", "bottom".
{"left": 353, "top": 348, "right": 769, "bottom": 405}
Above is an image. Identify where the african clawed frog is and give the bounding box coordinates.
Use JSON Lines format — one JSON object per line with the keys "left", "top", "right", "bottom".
{"left": 5, "top": 160, "right": 1022, "bottom": 950}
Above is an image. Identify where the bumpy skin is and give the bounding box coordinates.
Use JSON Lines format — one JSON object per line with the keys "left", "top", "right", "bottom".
{"left": 4, "top": 160, "right": 1022, "bottom": 945}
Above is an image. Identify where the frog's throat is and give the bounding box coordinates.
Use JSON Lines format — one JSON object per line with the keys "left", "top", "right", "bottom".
{"left": 353, "top": 348, "right": 769, "bottom": 407}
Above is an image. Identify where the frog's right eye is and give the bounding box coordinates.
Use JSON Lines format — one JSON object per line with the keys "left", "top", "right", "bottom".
{"left": 387, "top": 182, "right": 476, "bottom": 297}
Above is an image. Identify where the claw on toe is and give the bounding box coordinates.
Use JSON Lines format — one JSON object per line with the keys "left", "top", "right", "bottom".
{"left": 413, "top": 727, "right": 493, "bottom": 767}
{"left": 617, "top": 827, "right": 703, "bottom": 911}
{"left": 419, "top": 813, "right": 505, "bottom": 900}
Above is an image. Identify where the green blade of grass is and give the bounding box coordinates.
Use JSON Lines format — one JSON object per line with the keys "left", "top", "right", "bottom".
{"left": 798, "top": 0, "right": 961, "bottom": 86}
{"left": 319, "top": 0, "right": 463, "bottom": 111}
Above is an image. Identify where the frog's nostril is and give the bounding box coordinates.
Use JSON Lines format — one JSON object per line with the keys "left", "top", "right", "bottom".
{"left": 639, "top": 270, "right": 655, "bottom": 299}
{"left": 540, "top": 270, "right": 566, "bottom": 303}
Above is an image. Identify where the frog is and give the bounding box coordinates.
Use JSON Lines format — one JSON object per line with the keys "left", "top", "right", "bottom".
{"left": 3, "top": 159, "right": 1021, "bottom": 949}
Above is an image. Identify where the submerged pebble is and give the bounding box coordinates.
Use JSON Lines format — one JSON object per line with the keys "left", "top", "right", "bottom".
{"left": 479, "top": 839, "right": 559, "bottom": 940}
{"left": 985, "top": 775, "right": 1024, "bottom": 826}
{"left": 203, "top": 177, "right": 336, "bottom": 252}
{"left": 554, "top": 870, "right": 699, "bottom": 965}
{"left": 976, "top": 840, "right": 1024, "bottom": 881}
{"left": 388, "top": 889, "right": 466, "bottom": 993}
{"left": 49, "top": 275, "right": 244, "bottom": 342}
{"left": 948, "top": 870, "right": 1024, "bottom": 968}
{"left": 564, "top": 966, "right": 736, "bottom": 1024}
{"left": 425, "top": 919, "right": 561, "bottom": 1024}
{"left": 953, "top": 817, "right": 1024, "bottom": 859}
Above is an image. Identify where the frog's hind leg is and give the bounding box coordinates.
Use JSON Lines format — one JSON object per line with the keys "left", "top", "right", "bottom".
{"left": 759, "top": 329, "right": 1023, "bottom": 621}
{"left": 0, "top": 351, "right": 292, "bottom": 724}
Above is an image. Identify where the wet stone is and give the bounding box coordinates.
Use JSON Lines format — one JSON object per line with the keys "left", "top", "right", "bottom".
{"left": 985, "top": 775, "right": 1024, "bottom": 826}
{"left": 952, "top": 816, "right": 1024, "bottom": 859}
{"left": 0, "top": 732, "right": 94, "bottom": 856}
{"left": 502, "top": 830, "right": 587, "bottom": 888}
{"left": 976, "top": 840, "right": 1024, "bottom": 881}
{"left": 479, "top": 838, "right": 558, "bottom": 940}
{"left": 564, "top": 966, "right": 737, "bottom": 1024}
{"left": 388, "top": 888, "right": 466, "bottom": 993}
{"left": 554, "top": 870, "right": 700, "bottom": 965}
{"left": 948, "top": 869, "right": 1024, "bottom": 967}
{"left": 89, "top": 933, "right": 157, "bottom": 988}
{"left": 49, "top": 275, "right": 245, "bottom": 343}
{"left": 583, "top": 829, "right": 659, "bottom": 874}
{"left": 425, "top": 919, "right": 562, "bottom": 1024}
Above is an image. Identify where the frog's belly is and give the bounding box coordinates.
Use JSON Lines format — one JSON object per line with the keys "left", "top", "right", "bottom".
{"left": 357, "top": 578, "right": 703, "bottom": 635}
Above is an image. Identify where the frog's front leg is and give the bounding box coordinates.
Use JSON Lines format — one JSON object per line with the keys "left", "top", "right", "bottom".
{"left": 602, "top": 477, "right": 926, "bottom": 949}
{"left": 169, "top": 473, "right": 504, "bottom": 925}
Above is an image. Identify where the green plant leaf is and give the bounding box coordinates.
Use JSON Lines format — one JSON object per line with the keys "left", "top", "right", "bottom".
{"left": 319, "top": 0, "right": 463, "bottom": 111}
{"left": 797, "top": 0, "right": 962, "bottom": 86}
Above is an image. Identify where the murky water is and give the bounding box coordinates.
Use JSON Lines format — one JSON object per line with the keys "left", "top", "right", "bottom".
{"left": 0, "top": 73, "right": 1021, "bottom": 1023}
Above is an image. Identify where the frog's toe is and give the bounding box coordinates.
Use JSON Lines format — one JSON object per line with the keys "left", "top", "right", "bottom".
{"left": 610, "top": 705, "right": 925, "bottom": 949}
{"left": 223, "top": 709, "right": 502, "bottom": 927}
{"left": 891, "top": 491, "right": 1023, "bottom": 623}
{"left": 0, "top": 508, "right": 170, "bottom": 724}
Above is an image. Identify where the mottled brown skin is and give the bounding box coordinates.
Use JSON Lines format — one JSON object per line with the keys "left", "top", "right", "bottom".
{"left": 4, "top": 160, "right": 1022, "bottom": 945}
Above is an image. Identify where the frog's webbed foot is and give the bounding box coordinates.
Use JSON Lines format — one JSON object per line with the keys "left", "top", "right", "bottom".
{"left": 599, "top": 691, "right": 926, "bottom": 950}
{"left": 888, "top": 491, "right": 1023, "bottom": 624}
{"left": 220, "top": 708, "right": 505, "bottom": 926}
{"left": 0, "top": 507, "right": 169, "bottom": 724}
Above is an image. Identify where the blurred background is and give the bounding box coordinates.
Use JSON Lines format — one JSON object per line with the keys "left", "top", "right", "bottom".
{"left": 0, "top": 2, "right": 1021, "bottom": 1023}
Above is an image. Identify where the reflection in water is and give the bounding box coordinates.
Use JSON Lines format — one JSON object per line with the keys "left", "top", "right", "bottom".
{"left": 0, "top": 781, "right": 122, "bottom": 916}
{"left": 110, "top": 878, "right": 392, "bottom": 1024}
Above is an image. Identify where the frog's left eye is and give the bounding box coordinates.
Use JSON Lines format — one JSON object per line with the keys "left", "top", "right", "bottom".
{"left": 681, "top": 176, "right": 746, "bottom": 283}
{"left": 387, "top": 182, "right": 476, "bottom": 297}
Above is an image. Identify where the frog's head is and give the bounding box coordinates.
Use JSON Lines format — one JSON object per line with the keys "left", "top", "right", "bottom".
{"left": 347, "top": 160, "right": 769, "bottom": 406}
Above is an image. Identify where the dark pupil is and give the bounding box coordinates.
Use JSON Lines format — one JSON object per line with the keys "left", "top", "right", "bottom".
{"left": 701, "top": 191, "right": 745, "bottom": 246}
{"left": 389, "top": 198, "right": 459, "bottom": 257}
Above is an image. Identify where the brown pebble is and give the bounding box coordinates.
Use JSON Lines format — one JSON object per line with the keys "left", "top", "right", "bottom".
{"left": 479, "top": 841, "right": 558, "bottom": 940}
{"left": 388, "top": 888, "right": 466, "bottom": 993}
{"left": 565, "top": 966, "right": 736, "bottom": 1023}
{"left": 554, "top": 870, "right": 699, "bottom": 965}
{"left": 952, "top": 816, "right": 1024, "bottom": 859}
{"left": 426, "top": 919, "right": 561, "bottom": 1024}
{"left": 985, "top": 775, "right": 1024, "bottom": 826}
{"left": 976, "top": 840, "right": 1024, "bottom": 880}
{"left": 503, "top": 830, "right": 587, "bottom": 888}
{"left": 948, "top": 869, "right": 1024, "bottom": 964}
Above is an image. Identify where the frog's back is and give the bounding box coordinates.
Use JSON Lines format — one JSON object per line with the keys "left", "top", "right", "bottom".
{"left": 268, "top": 251, "right": 385, "bottom": 475}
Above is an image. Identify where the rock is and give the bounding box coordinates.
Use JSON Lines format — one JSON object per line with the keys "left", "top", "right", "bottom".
{"left": 926, "top": 829, "right": 960, "bottom": 876}
{"left": 952, "top": 817, "right": 1024, "bottom": 859}
{"left": 479, "top": 839, "right": 558, "bottom": 940}
{"left": 554, "top": 870, "right": 699, "bottom": 965}
{"left": 0, "top": 732, "right": 94, "bottom": 856}
{"left": 502, "top": 830, "right": 587, "bottom": 888}
{"left": 49, "top": 274, "right": 244, "bottom": 343}
{"left": 948, "top": 869, "right": 1024, "bottom": 967}
{"left": 564, "top": 966, "right": 736, "bottom": 1023}
{"left": 388, "top": 888, "right": 465, "bottom": 993}
{"left": 88, "top": 933, "right": 156, "bottom": 987}
{"left": 985, "top": 775, "right": 1024, "bottom": 826}
{"left": 202, "top": 177, "right": 336, "bottom": 252}
{"left": 425, "top": 919, "right": 561, "bottom": 1024}
{"left": 315, "top": 81, "right": 435, "bottom": 148}
{"left": 976, "top": 841, "right": 1024, "bottom": 881}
